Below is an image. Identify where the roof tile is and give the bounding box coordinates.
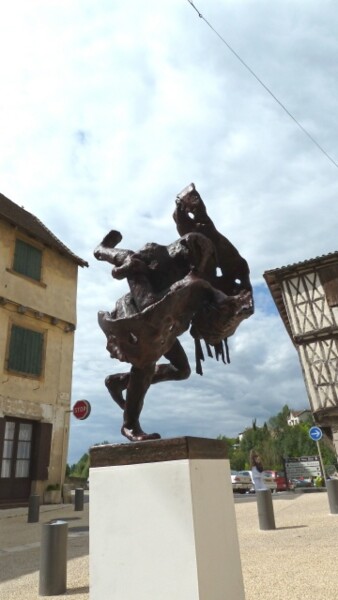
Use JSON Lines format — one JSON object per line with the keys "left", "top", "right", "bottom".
{"left": 0, "top": 193, "right": 88, "bottom": 267}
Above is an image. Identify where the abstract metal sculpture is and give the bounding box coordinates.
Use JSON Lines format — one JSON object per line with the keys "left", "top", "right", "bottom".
{"left": 94, "top": 183, "right": 254, "bottom": 441}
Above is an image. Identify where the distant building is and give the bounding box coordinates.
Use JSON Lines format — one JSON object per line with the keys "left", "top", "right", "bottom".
{"left": 287, "top": 409, "right": 311, "bottom": 426}
{"left": 264, "top": 251, "right": 338, "bottom": 456}
{"left": 0, "top": 193, "right": 88, "bottom": 506}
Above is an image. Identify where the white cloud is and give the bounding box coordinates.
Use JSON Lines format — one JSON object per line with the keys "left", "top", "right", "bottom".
{"left": 1, "top": 0, "right": 337, "bottom": 461}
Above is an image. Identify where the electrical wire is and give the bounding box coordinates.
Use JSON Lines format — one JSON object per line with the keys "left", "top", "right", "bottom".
{"left": 186, "top": 0, "right": 338, "bottom": 169}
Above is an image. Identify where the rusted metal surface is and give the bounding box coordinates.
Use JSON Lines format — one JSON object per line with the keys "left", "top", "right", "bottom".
{"left": 90, "top": 436, "right": 228, "bottom": 467}
{"left": 94, "top": 183, "right": 254, "bottom": 441}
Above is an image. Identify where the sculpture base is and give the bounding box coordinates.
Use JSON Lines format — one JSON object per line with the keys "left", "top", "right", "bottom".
{"left": 89, "top": 437, "right": 245, "bottom": 600}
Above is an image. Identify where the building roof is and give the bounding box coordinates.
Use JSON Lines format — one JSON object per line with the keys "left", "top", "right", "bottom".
{"left": 0, "top": 193, "right": 88, "bottom": 267}
{"left": 288, "top": 409, "right": 311, "bottom": 417}
{"left": 263, "top": 251, "right": 338, "bottom": 340}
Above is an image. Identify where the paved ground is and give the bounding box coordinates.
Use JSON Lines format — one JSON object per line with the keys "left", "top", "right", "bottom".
{"left": 0, "top": 490, "right": 337, "bottom": 599}
{"left": 0, "top": 496, "right": 89, "bottom": 599}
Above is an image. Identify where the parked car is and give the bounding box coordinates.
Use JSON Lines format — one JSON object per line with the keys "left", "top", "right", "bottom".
{"left": 238, "top": 470, "right": 277, "bottom": 493}
{"left": 231, "top": 470, "right": 252, "bottom": 494}
{"left": 290, "top": 477, "right": 313, "bottom": 488}
{"left": 263, "top": 470, "right": 289, "bottom": 492}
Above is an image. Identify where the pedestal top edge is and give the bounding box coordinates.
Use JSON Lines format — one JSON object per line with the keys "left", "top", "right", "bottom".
{"left": 90, "top": 436, "right": 227, "bottom": 468}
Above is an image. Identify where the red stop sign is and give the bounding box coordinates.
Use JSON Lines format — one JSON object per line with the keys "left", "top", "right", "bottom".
{"left": 72, "top": 399, "right": 91, "bottom": 420}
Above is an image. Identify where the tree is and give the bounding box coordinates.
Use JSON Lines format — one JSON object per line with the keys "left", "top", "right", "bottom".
{"left": 219, "top": 404, "right": 337, "bottom": 471}
{"left": 268, "top": 404, "right": 290, "bottom": 433}
{"left": 69, "top": 452, "right": 89, "bottom": 478}
{"left": 68, "top": 441, "right": 112, "bottom": 480}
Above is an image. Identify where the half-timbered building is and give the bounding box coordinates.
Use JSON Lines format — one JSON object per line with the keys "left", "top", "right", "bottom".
{"left": 264, "top": 252, "right": 338, "bottom": 456}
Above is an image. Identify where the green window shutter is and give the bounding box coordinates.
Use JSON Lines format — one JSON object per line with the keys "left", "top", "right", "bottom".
{"left": 8, "top": 325, "right": 44, "bottom": 376}
{"left": 13, "top": 239, "right": 42, "bottom": 281}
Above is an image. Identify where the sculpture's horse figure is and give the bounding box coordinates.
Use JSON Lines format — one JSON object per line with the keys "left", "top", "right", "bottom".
{"left": 94, "top": 184, "right": 253, "bottom": 441}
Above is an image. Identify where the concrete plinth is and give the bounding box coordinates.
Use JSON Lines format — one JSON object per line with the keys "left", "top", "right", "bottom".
{"left": 89, "top": 437, "right": 245, "bottom": 600}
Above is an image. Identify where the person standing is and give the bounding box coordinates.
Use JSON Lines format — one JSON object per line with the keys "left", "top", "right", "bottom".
{"left": 250, "top": 449, "right": 267, "bottom": 491}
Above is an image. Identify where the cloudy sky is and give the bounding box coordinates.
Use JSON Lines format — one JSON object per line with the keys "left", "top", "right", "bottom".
{"left": 1, "top": 0, "right": 337, "bottom": 463}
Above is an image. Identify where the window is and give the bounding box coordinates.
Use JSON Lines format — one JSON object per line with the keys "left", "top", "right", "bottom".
{"left": 1, "top": 420, "right": 33, "bottom": 480}
{"left": 15, "top": 423, "right": 33, "bottom": 477}
{"left": 7, "top": 325, "right": 44, "bottom": 376}
{"left": 13, "top": 239, "right": 42, "bottom": 281}
{"left": 1, "top": 421, "right": 15, "bottom": 478}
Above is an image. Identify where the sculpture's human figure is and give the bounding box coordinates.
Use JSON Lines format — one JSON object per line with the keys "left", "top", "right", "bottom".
{"left": 94, "top": 184, "right": 253, "bottom": 441}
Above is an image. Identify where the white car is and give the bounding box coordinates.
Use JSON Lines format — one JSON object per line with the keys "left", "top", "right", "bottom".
{"left": 237, "top": 470, "right": 277, "bottom": 493}
{"left": 231, "top": 470, "right": 252, "bottom": 494}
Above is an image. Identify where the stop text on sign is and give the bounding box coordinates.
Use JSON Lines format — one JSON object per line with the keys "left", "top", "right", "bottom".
{"left": 72, "top": 399, "right": 91, "bottom": 420}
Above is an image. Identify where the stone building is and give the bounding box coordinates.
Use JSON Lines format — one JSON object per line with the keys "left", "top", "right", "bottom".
{"left": 287, "top": 409, "right": 311, "bottom": 426}
{"left": 264, "top": 252, "right": 338, "bottom": 457}
{"left": 0, "top": 193, "right": 88, "bottom": 506}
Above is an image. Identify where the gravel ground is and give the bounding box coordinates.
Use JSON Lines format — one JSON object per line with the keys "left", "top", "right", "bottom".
{"left": 237, "top": 491, "right": 338, "bottom": 600}
{"left": 0, "top": 491, "right": 337, "bottom": 599}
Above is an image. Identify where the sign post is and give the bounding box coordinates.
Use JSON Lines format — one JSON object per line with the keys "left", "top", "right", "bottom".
{"left": 60, "top": 400, "right": 91, "bottom": 498}
{"left": 309, "top": 426, "right": 326, "bottom": 483}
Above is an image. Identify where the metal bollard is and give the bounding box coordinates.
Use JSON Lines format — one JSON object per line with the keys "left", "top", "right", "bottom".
{"left": 74, "top": 487, "right": 84, "bottom": 511}
{"left": 326, "top": 479, "right": 338, "bottom": 514}
{"left": 28, "top": 494, "right": 40, "bottom": 523}
{"left": 256, "top": 489, "right": 276, "bottom": 530}
{"left": 39, "top": 520, "right": 68, "bottom": 596}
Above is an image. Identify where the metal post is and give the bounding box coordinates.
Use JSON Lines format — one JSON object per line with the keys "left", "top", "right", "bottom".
{"left": 326, "top": 479, "right": 338, "bottom": 514}
{"left": 39, "top": 520, "right": 68, "bottom": 596}
{"left": 28, "top": 494, "right": 40, "bottom": 523}
{"left": 74, "top": 487, "right": 84, "bottom": 511}
{"left": 316, "top": 440, "right": 326, "bottom": 485}
{"left": 256, "top": 489, "right": 276, "bottom": 530}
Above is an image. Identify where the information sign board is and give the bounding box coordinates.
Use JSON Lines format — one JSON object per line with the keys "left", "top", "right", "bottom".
{"left": 284, "top": 455, "right": 321, "bottom": 480}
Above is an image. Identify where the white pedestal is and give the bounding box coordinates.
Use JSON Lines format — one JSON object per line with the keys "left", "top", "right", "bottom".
{"left": 90, "top": 437, "right": 245, "bottom": 600}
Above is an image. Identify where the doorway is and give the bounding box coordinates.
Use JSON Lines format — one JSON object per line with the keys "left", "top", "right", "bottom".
{"left": 0, "top": 418, "right": 34, "bottom": 503}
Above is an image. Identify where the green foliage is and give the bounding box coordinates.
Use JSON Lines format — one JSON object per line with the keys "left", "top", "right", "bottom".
{"left": 46, "top": 483, "right": 60, "bottom": 491}
{"left": 69, "top": 452, "right": 89, "bottom": 479}
{"left": 67, "top": 441, "right": 112, "bottom": 479}
{"left": 219, "top": 404, "right": 337, "bottom": 471}
{"left": 267, "top": 404, "right": 290, "bottom": 433}
{"left": 217, "top": 435, "right": 246, "bottom": 469}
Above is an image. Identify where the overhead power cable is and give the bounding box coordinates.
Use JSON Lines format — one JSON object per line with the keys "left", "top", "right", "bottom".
{"left": 186, "top": 0, "right": 338, "bottom": 170}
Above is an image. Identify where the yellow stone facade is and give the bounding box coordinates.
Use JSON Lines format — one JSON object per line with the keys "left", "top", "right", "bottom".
{"left": 0, "top": 202, "right": 86, "bottom": 505}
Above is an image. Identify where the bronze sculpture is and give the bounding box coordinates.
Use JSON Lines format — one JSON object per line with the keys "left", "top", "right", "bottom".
{"left": 94, "top": 183, "right": 254, "bottom": 442}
